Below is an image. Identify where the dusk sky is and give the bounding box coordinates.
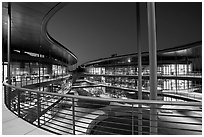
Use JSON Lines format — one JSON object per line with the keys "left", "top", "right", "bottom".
{"left": 47, "top": 2, "right": 202, "bottom": 65}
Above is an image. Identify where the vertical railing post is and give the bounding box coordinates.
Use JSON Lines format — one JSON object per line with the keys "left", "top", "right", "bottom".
{"left": 3, "top": 62, "right": 5, "bottom": 83}
{"left": 20, "top": 76, "right": 22, "bottom": 87}
{"left": 175, "top": 55, "right": 178, "bottom": 93}
{"left": 7, "top": 2, "right": 11, "bottom": 109}
{"left": 4, "top": 85, "right": 7, "bottom": 107}
{"left": 38, "top": 50, "right": 41, "bottom": 127}
{"left": 147, "top": 2, "right": 158, "bottom": 135}
{"left": 72, "top": 98, "right": 75, "bottom": 135}
{"left": 136, "top": 2, "right": 143, "bottom": 135}
{"left": 62, "top": 64, "right": 63, "bottom": 79}
{"left": 131, "top": 103, "right": 134, "bottom": 135}
{"left": 17, "top": 90, "right": 21, "bottom": 116}
{"left": 186, "top": 57, "right": 190, "bottom": 89}
{"left": 57, "top": 65, "right": 58, "bottom": 78}
{"left": 37, "top": 92, "right": 41, "bottom": 127}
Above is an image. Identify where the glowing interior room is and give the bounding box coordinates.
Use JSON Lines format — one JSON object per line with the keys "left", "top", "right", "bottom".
{"left": 2, "top": 2, "right": 202, "bottom": 135}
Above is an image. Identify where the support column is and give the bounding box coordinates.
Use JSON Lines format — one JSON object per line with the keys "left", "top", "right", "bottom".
{"left": 186, "top": 57, "right": 189, "bottom": 89}
{"left": 7, "top": 2, "right": 11, "bottom": 109}
{"left": 147, "top": 2, "right": 158, "bottom": 135}
{"left": 175, "top": 57, "right": 178, "bottom": 93}
{"left": 136, "top": 2, "right": 142, "bottom": 135}
{"left": 2, "top": 62, "right": 4, "bottom": 82}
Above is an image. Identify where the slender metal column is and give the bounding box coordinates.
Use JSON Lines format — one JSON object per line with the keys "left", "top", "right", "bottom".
{"left": 2, "top": 62, "right": 4, "bottom": 82}
{"left": 37, "top": 92, "right": 41, "bottom": 127}
{"left": 37, "top": 40, "right": 41, "bottom": 126}
{"left": 186, "top": 57, "right": 189, "bottom": 89}
{"left": 7, "top": 2, "right": 11, "bottom": 109}
{"left": 72, "top": 98, "right": 76, "bottom": 135}
{"left": 131, "top": 104, "right": 134, "bottom": 135}
{"left": 147, "top": 2, "right": 158, "bottom": 135}
{"left": 57, "top": 65, "right": 58, "bottom": 77}
{"left": 175, "top": 56, "right": 178, "bottom": 92}
{"left": 136, "top": 2, "right": 143, "bottom": 135}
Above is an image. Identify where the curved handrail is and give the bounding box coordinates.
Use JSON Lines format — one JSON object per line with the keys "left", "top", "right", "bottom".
{"left": 3, "top": 81, "right": 202, "bottom": 135}
{"left": 3, "top": 82, "right": 201, "bottom": 106}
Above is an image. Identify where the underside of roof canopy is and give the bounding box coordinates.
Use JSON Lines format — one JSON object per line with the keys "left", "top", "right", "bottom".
{"left": 2, "top": 2, "right": 77, "bottom": 66}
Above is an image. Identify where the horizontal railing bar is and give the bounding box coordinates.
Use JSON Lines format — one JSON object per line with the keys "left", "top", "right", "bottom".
{"left": 45, "top": 122, "right": 71, "bottom": 133}
{"left": 72, "top": 111, "right": 105, "bottom": 117}
{"left": 39, "top": 97, "right": 64, "bottom": 118}
{"left": 55, "top": 114, "right": 98, "bottom": 123}
{"left": 41, "top": 112, "right": 59, "bottom": 120}
{"left": 10, "top": 105, "right": 203, "bottom": 125}
{"left": 75, "top": 122, "right": 133, "bottom": 133}
{"left": 49, "top": 116, "right": 72, "bottom": 125}
{"left": 73, "top": 108, "right": 133, "bottom": 116}
{"left": 54, "top": 112, "right": 138, "bottom": 128}
{"left": 46, "top": 119, "right": 73, "bottom": 129}
{"left": 157, "top": 126, "right": 202, "bottom": 132}
{"left": 46, "top": 119, "right": 72, "bottom": 128}
{"left": 143, "top": 124, "right": 202, "bottom": 132}
{"left": 74, "top": 113, "right": 136, "bottom": 123}
{"left": 39, "top": 127, "right": 62, "bottom": 135}
{"left": 158, "top": 120, "right": 201, "bottom": 125}
{"left": 73, "top": 101, "right": 141, "bottom": 108}
{"left": 46, "top": 121, "right": 72, "bottom": 130}
{"left": 47, "top": 109, "right": 141, "bottom": 128}
{"left": 74, "top": 117, "right": 133, "bottom": 127}
{"left": 53, "top": 115, "right": 74, "bottom": 122}
{"left": 73, "top": 105, "right": 138, "bottom": 113}
{"left": 149, "top": 124, "right": 201, "bottom": 132}
{"left": 156, "top": 107, "right": 201, "bottom": 111}
{"left": 3, "top": 82, "right": 201, "bottom": 106}
{"left": 157, "top": 114, "right": 202, "bottom": 119}
{"left": 41, "top": 115, "right": 55, "bottom": 124}
{"left": 84, "top": 128, "right": 119, "bottom": 135}
{"left": 44, "top": 122, "right": 72, "bottom": 134}
{"left": 140, "top": 117, "right": 201, "bottom": 124}
{"left": 92, "top": 124, "right": 136, "bottom": 132}
{"left": 73, "top": 129, "right": 87, "bottom": 134}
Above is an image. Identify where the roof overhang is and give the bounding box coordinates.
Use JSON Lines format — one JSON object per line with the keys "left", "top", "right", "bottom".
{"left": 2, "top": 2, "right": 77, "bottom": 66}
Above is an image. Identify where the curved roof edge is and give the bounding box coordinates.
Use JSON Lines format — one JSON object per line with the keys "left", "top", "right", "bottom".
{"left": 41, "top": 2, "right": 78, "bottom": 65}
{"left": 83, "top": 41, "right": 202, "bottom": 66}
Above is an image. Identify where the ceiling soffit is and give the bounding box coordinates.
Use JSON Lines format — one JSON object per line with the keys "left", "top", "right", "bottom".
{"left": 2, "top": 2, "right": 77, "bottom": 66}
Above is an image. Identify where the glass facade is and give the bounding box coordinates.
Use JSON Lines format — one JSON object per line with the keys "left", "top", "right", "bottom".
{"left": 83, "top": 45, "right": 202, "bottom": 101}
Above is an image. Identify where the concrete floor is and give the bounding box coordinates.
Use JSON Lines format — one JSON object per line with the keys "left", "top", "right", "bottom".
{"left": 2, "top": 92, "right": 53, "bottom": 135}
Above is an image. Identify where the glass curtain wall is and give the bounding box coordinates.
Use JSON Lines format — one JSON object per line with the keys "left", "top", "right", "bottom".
{"left": 84, "top": 45, "right": 202, "bottom": 100}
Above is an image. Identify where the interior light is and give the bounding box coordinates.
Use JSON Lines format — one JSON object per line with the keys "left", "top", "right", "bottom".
{"left": 128, "top": 58, "right": 131, "bottom": 63}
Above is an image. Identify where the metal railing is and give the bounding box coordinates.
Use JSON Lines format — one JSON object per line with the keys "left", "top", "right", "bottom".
{"left": 82, "top": 79, "right": 202, "bottom": 101}
{"left": 3, "top": 82, "right": 202, "bottom": 135}
{"left": 84, "top": 71, "right": 202, "bottom": 78}
{"left": 9, "top": 74, "right": 70, "bottom": 87}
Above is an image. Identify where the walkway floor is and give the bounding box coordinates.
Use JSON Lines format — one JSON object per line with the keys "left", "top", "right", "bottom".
{"left": 2, "top": 92, "right": 53, "bottom": 135}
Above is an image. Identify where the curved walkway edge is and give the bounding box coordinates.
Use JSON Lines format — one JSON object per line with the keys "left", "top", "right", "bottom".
{"left": 2, "top": 89, "right": 53, "bottom": 135}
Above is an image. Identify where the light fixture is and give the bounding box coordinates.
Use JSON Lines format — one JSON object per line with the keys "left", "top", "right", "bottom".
{"left": 127, "top": 58, "right": 131, "bottom": 63}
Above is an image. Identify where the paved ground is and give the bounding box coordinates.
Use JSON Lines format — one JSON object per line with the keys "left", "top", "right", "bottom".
{"left": 2, "top": 90, "right": 53, "bottom": 135}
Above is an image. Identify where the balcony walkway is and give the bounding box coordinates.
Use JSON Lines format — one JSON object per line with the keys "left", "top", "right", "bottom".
{"left": 83, "top": 73, "right": 202, "bottom": 81}
{"left": 2, "top": 76, "right": 72, "bottom": 135}
{"left": 2, "top": 86, "right": 53, "bottom": 135}
{"left": 72, "top": 79, "right": 202, "bottom": 102}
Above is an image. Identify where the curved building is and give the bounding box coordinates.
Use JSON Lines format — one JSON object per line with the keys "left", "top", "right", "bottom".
{"left": 83, "top": 41, "right": 202, "bottom": 101}
{"left": 2, "top": 2, "right": 202, "bottom": 135}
